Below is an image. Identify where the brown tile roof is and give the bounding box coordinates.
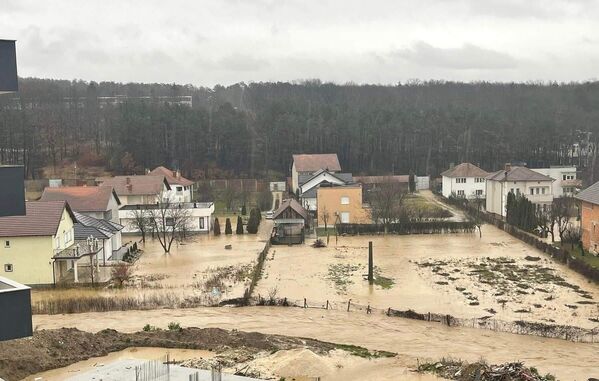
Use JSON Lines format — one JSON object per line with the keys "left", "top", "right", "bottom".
{"left": 353, "top": 175, "right": 409, "bottom": 184}
{"left": 0, "top": 201, "right": 75, "bottom": 237}
{"left": 40, "top": 185, "right": 120, "bottom": 212}
{"left": 293, "top": 154, "right": 341, "bottom": 172}
{"left": 149, "top": 166, "right": 194, "bottom": 187}
{"left": 441, "top": 163, "right": 489, "bottom": 178}
{"left": 273, "top": 198, "right": 309, "bottom": 221}
{"left": 96, "top": 175, "right": 171, "bottom": 196}
{"left": 486, "top": 167, "right": 554, "bottom": 182}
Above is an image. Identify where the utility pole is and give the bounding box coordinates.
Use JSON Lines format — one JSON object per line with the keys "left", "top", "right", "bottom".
{"left": 368, "top": 241, "right": 373, "bottom": 285}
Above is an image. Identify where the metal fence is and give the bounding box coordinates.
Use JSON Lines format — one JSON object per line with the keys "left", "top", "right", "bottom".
{"left": 135, "top": 356, "right": 170, "bottom": 381}
{"left": 257, "top": 297, "right": 599, "bottom": 343}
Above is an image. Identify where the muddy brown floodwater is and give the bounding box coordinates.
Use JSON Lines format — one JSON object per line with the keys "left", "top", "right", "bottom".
{"left": 33, "top": 306, "right": 599, "bottom": 380}
{"left": 31, "top": 220, "right": 273, "bottom": 310}
{"left": 257, "top": 224, "right": 599, "bottom": 328}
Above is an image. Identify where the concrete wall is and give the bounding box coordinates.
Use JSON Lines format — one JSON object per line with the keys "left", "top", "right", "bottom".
{"left": 317, "top": 186, "right": 369, "bottom": 226}
{"left": 0, "top": 279, "right": 32, "bottom": 341}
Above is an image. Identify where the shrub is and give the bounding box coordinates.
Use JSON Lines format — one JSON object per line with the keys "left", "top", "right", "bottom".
{"left": 236, "top": 216, "right": 244, "bottom": 234}
{"left": 167, "top": 321, "right": 182, "bottom": 331}
{"left": 213, "top": 218, "right": 221, "bottom": 235}
{"left": 143, "top": 324, "right": 158, "bottom": 332}
{"left": 225, "top": 218, "right": 233, "bottom": 234}
{"left": 241, "top": 204, "right": 247, "bottom": 216}
{"left": 111, "top": 263, "right": 132, "bottom": 287}
{"left": 247, "top": 208, "right": 260, "bottom": 234}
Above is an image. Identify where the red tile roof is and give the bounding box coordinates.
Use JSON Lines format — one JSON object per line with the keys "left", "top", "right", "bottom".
{"left": 441, "top": 163, "right": 489, "bottom": 178}
{"left": 353, "top": 175, "right": 409, "bottom": 184}
{"left": 293, "top": 154, "right": 341, "bottom": 172}
{"left": 149, "top": 166, "right": 194, "bottom": 187}
{"left": 40, "top": 185, "right": 120, "bottom": 212}
{"left": 0, "top": 201, "right": 75, "bottom": 237}
{"left": 96, "top": 175, "right": 171, "bottom": 196}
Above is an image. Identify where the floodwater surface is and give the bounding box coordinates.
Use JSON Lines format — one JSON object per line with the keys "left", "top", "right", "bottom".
{"left": 33, "top": 306, "right": 599, "bottom": 380}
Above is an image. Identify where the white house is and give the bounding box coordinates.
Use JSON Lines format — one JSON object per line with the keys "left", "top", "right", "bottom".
{"left": 291, "top": 153, "right": 341, "bottom": 195}
{"left": 148, "top": 166, "right": 194, "bottom": 202}
{"left": 441, "top": 163, "right": 489, "bottom": 199}
{"left": 298, "top": 169, "right": 353, "bottom": 211}
{"left": 485, "top": 164, "right": 554, "bottom": 217}
{"left": 72, "top": 211, "right": 125, "bottom": 264}
{"left": 530, "top": 166, "right": 581, "bottom": 197}
{"left": 119, "top": 202, "right": 215, "bottom": 234}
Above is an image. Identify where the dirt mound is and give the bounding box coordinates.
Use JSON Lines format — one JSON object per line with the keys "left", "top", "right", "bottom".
{"left": 0, "top": 327, "right": 375, "bottom": 381}
{"left": 256, "top": 348, "right": 336, "bottom": 377}
{"left": 418, "top": 359, "right": 556, "bottom": 381}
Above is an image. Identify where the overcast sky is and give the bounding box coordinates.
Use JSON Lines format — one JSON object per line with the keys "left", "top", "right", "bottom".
{"left": 2, "top": 0, "right": 599, "bottom": 86}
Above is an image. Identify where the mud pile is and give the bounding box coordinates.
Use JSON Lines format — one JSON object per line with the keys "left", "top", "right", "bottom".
{"left": 418, "top": 359, "right": 557, "bottom": 381}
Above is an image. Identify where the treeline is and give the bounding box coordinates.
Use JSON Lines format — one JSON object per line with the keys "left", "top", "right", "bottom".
{"left": 2, "top": 78, "right": 599, "bottom": 181}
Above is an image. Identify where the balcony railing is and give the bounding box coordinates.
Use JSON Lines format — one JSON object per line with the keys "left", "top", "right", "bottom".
{"left": 53, "top": 243, "right": 102, "bottom": 259}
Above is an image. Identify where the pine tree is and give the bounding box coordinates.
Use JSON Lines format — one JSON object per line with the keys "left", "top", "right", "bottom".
{"left": 213, "top": 218, "right": 221, "bottom": 236}
{"left": 241, "top": 204, "right": 247, "bottom": 216}
{"left": 236, "top": 215, "right": 244, "bottom": 234}
{"left": 225, "top": 218, "right": 233, "bottom": 234}
{"left": 247, "top": 208, "right": 261, "bottom": 234}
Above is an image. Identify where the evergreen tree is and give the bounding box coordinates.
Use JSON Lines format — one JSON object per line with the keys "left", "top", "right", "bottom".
{"left": 408, "top": 171, "right": 416, "bottom": 193}
{"left": 247, "top": 208, "right": 261, "bottom": 234}
{"left": 241, "top": 204, "right": 247, "bottom": 216}
{"left": 236, "top": 215, "right": 244, "bottom": 234}
{"left": 213, "top": 218, "right": 221, "bottom": 236}
{"left": 225, "top": 218, "right": 233, "bottom": 234}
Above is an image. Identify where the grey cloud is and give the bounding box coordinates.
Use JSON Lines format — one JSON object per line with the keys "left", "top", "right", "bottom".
{"left": 392, "top": 42, "right": 518, "bottom": 70}
{"left": 218, "top": 54, "right": 269, "bottom": 72}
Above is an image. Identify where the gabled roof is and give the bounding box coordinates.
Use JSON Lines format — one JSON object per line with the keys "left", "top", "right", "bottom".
{"left": 441, "top": 163, "right": 489, "bottom": 178}
{"left": 486, "top": 167, "right": 554, "bottom": 182}
{"left": 293, "top": 154, "right": 341, "bottom": 173}
{"left": 74, "top": 223, "right": 111, "bottom": 240}
{"left": 273, "top": 198, "right": 309, "bottom": 221}
{"left": 96, "top": 175, "right": 171, "bottom": 196}
{"left": 575, "top": 181, "right": 599, "bottom": 205}
{"left": 149, "top": 166, "right": 194, "bottom": 187}
{"left": 73, "top": 211, "right": 123, "bottom": 234}
{"left": 0, "top": 201, "right": 75, "bottom": 237}
{"left": 41, "top": 185, "right": 120, "bottom": 212}
{"left": 299, "top": 170, "right": 354, "bottom": 198}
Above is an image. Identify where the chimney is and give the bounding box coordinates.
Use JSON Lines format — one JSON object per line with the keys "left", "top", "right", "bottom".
{"left": 176, "top": 169, "right": 181, "bottom": 179}
{"left": 504, "top": 163, "right": 512, "bottom": 172}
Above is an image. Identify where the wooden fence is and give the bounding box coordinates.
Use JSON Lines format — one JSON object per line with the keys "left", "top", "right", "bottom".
{"left": 336, "top": 221, "right": 476, "bottom": 235}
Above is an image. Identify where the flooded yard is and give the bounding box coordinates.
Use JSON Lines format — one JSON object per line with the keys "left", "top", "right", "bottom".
{"left": 32, "top": 306, "right": 599, "bottom": 380}
{"left": 256, "top": 224, "right": 599, "bottom": 328}
{"left": 31, "top": 220, "right": 273, "bottom": 313}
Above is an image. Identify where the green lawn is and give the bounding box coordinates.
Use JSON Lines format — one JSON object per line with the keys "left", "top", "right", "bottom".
{"left": 561, "top": 244, "right": 599, "bottom": 269}
{"left": 316, "top": 227, "right": 337, "bottom": 237}
{"left": 402, "top": 194, "right": 453, "bottom": 219}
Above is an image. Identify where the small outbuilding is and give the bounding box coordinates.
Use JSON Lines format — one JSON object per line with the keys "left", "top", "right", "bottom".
{"left": 271, "top": 199, "right": 309, "bottom": 245}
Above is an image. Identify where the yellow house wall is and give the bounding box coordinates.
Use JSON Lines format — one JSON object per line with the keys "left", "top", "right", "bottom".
{"left": 0, "top": 208, "right": 74, "bottom": 286}
{"left": 317, "top": 187, "right": 370, "bottom": 226}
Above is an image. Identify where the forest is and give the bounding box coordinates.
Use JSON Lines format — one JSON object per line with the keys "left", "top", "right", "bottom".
{"left": 1, "top": 78, "right": 599, "bottom": 182}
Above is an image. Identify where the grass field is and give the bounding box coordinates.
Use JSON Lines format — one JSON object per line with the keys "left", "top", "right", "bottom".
{"left": 561, "top": 244, "right": 599, "bottom": 269}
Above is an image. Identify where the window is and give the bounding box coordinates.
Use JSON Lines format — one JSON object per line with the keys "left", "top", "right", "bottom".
{"left": 4, "top": 264, "right": 13, "bottom": 272}
{"left": 457, "top": 190, "right": 465, "bottom": 197}
{"left": 541, "top": 187, "right": 546, "bottom": 194}
{"left": 55, "top": 236, "right": 60, "bottom": 249}
{"left": 341, "top": 196, "right": 350, "bottom": 205}
{"left": 4, "top": 240, "right": 9, "bottom": 248}
{"left": 475, "top": 189, "right": 483, "bottom": 196}
{"left": 340, "top": 212, "right": 350, "bottom": 223}
{"left": 456, "top": 178, "right": 466, "bottom": 184}
{"left": 530, "top": 188, "right": 534, "bottom": 195}
{"left": 176, "top": 186, "right": 183, "bottom": 193}
{"left": 166, "top": 217, "right": 175, "bottom": 226}
{"left": 475, "top": 178, "right": 485, "bottom": 183}
{"left": 199, "top": 217, "right": 205, "bottom": 229}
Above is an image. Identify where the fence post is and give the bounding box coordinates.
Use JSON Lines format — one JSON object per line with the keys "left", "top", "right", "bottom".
{"left": 368, "top": 241, "right": 374, "bottom": 285}
{"left": 367, "top": 304, "right": 371, "bottom": 314}
{"left": 326, "top": 300, "right": 329, "bottom": 310}
{"left": 347, "top": 299, "right": 351, "bottom": 312}
{"left": 304, "top": 298, "right": 307, "bottom": 308}
{"left": 387, "top": 307, "right": 391, "bottom": 316}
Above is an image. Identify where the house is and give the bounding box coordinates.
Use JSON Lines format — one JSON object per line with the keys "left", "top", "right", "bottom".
{"left": 317, "top": 184, "right": 370, "bottom": 226}
{"left": 271, "top": 199, "right": 309, "bottom": 244}
{"left": 291, "top": 153, "right": 341, "bottom": 195}
{"left": 299, "top": 169, "right": 353, "bottom": 211}
{"left": 96, "top": 175, "right": 171, "bottom": 205}
{"left": 441, "top": 163, "right": 489, "bottom": 199}
{"left": 119, "top": 202, "right": 215, "bottom": 234}
{"left": 40, "top": 185, "right": 121, "bottom": 224}
{"left": 148, "top": 166, "right": 194, "bottom": 202}
{"left": 575, "top": 181, "right": 599, "bottom": 253}
{"left": 485, "top": 164, "right": 554, "bottom": 217}
{"left": 0, "top": 276, "right": 32, "bottom": 341}
{"left": 73, "top": 211, "right": 125, "bottom": 264}
{"left": 0, "top": 200, "right": 85, "bottom": 285}
{"left": 531, "top": 166, "right": 581, "bottom": 197}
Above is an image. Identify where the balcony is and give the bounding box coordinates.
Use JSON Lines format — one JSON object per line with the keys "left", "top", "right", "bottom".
{"left": 53, "top": 242, "right": 102, "bottom": 260}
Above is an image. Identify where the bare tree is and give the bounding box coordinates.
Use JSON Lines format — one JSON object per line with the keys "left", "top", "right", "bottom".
{"left": 147, "top": 196, "right": 192, "bottom": 254}
{"left": 367, "top": 179, "right": 407, "bottom": 233}
{"left": 128, "top": 208, "right": 151, "bottom": 243}
{"left": 469, "top": 192, "right": 485, "bottom": 238}
{"left": 551, "top": 197, "right": 574, "bottom": 242}
{"left": 535, "top": 206, "right": 552, "bottom": 240}
{"left": 321, "top": 205, "right": 330, "bottom": 233}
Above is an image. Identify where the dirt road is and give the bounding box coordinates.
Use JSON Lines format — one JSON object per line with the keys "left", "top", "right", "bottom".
{"left": 33, "top": 306, "right": 599, "bottom": 380}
